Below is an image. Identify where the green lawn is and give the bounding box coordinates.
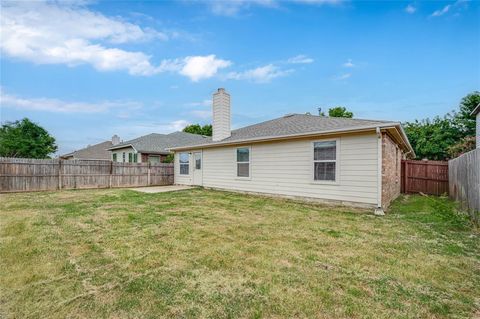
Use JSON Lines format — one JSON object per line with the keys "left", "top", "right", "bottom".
{"left": 0, "top": 188, "right": 478, "bottom": 318}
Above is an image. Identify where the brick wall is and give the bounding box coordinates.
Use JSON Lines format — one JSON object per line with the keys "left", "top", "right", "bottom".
{"left": 382, "top": 133, "right": 402, "bottom": 209}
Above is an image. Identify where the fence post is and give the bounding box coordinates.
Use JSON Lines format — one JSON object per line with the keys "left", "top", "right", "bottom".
{"left": 147, "top": 162, "right": 151, "bottom": 186}
{"left": 58, "top": 159, "right": 62, "bottom": 190}
{"left": 109, "top": 161, "right": 113, "bottom": 189}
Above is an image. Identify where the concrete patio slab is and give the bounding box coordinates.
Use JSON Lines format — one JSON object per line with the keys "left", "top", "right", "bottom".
{"left": 129, "top": 185, "right": 194, "bottom": 193}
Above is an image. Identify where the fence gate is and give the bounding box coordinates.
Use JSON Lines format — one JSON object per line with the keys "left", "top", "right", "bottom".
{"left": 401, "top": 160, "right": 449, "bottom": 195}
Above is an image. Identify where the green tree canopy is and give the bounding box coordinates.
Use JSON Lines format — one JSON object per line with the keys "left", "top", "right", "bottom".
{"left": 0, "top": 118, "right": 57, "bottom": 158}
{"left": 328, "top": 107, "right": 354, "bottom": 118}
{"left": 183, "top": 124, "right": 212, "bottom": 136}
{"left": 452, "top": 91, "right": 480, "bottom": 137}
{"left": 404, "top": 116, "right": 462, "bottom": 160}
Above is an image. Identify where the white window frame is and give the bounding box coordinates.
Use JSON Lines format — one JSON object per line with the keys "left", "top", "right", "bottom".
{"left": 179, "top": 152, "right": 190, "bottom": 175}
{"left": 235, "top": 146, "right": 251, "bottom": 180}
{"left": 311, "top": 138, "right": 340, "bottom": 185}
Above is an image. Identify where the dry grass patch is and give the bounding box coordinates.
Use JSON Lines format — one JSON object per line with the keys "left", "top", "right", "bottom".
{"left": 0, "top": 189, "right": 478, "bottom": 318}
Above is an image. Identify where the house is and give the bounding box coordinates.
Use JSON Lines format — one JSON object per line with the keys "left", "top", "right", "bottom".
{"left": 472, "top": 103, "right": 480, "bottom": 149}
{"left": 60, "top": 135, "right": 121, "bottom": 160}
{"left": 170, "top": 88, "right": 415, "bottom": 213}
{"left": 107, "top": 131, "right": 208, "bottom": 163}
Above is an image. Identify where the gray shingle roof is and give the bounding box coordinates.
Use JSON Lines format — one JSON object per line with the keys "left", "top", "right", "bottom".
{"left": 171, "top": 114, "right": 397, "bottom": 149}
{"left": 108, "top": 131, "right": 209, "bottom": 154}
{"left": 61, "top": 140, "right": 113, "bottom": 160}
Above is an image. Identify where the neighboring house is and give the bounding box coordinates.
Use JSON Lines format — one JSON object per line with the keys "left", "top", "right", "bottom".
{"left": 472, "top": 103, "right": 480, "bottom": 149}
{"left": 170, "top": 88, "right": 415, "bottom": 213}
{"left": 60, "top": 135, "right": 121, "bottom": 160}
{"left": 107, "top": 132, "right": 208, "bottom": 163}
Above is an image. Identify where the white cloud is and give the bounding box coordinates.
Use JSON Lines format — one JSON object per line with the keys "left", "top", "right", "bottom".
{"left": 431, "top": 4, "right": 451, "bottom": 16}
{"left": 185, "top": 99, "right": 212, "bottom": 107}
{"left": 169, "top": 120, "right": 191, "bottom": 131}
{"left": 227, "top": 64, "right": 292, "bottom": 83}
{"left": 0, "top": 88, "right": 141, "bottom": 113}
{"left": 335, "top": 73, "right": 351, "bottom": 80}
{"left": 190, "top": 110, "right": 212, "bottom": 119}
{"left": 342, "top": 59, "right": 355, "bottom": 68}
{"left": 405, "top": 4, "right": 416, "bottom": 14}
{"left": 206, "top": 0, "right": 342, "bottom": 16}
{"left": 431, "top": 0, "right": 468, "bottom": 17}
{"left": 0, "top": 1, "right": 230, "bottom": 80}
{"left": 287, "top": 54, "right": 314, "bottom": 64}
{"left": 208, "top": 0, "right": 277, "bottom": 16}
{"left": 180, "top": 55, "right": 232, "bottom": 82}
{"left": 0, "top": 1, "right": 167, "bottom": 75}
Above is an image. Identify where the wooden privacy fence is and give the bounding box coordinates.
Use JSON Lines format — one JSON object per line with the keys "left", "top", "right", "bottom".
{"left": 0, "top": 157, "right": 174, "bottom": 193}
{"left": 449, "top": 149, "right": 480, "bottom": 225}
{"left": 401, "top": 160, "right": 449, "bottom": 196}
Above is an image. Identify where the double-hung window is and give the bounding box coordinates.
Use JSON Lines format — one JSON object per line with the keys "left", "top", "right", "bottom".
{"left": 179, "top": 153, "right": 189, "bottom": 175}
{"left": 313, "top": 141, "right": 337, "bottom": 182}
{"left": 236, "top": 147, "right": 250, "bottom": 178}
{"left": 112, "top": 153, "right": 117, "bottom": 162}
{"left": 128, "top": 153, "right": 133, "bottom": 163}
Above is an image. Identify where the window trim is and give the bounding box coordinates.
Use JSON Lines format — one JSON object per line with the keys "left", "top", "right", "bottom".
{"left": 194, "top": 152, "right": 202, "bottom": 170}
{"left": 311, "top": 138, "right": 340, "bottom": 185}
{"left": 235, "top": 146, "right": 251, "bottom": 180}
{"left": 179, "top": 152, "right": 190, "bottom": 176}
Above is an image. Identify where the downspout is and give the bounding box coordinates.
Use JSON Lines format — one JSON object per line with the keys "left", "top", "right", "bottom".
{"left": 375, "top": 127, "right": 385, "bottom": 216}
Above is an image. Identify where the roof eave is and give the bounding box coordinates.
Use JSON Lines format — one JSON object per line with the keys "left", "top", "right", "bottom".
{"left": 107, "top": 144, "right": 138, "bottom": 152}
{"left": 169, "top": 122, "right": 402, "bottom": 151}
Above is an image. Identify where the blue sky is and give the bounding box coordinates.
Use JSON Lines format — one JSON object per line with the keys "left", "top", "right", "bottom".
{"left": 1, "top": 0, "right": 479, "bottom": 155}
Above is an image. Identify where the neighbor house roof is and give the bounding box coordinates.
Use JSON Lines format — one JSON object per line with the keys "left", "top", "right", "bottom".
{"left": 471, "top": 103, "right": 480, "bottom": 116}
{"left": 107, "top": 131, "right": 209, "bottom": 154}
{"left": 60, "top": 140, "right": 113, "bottom": 160}
{"left": 170, "top": 113, "right": 414, "bottom": 155}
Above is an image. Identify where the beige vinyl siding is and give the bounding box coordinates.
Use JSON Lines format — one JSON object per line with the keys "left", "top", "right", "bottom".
{"left": 175, "top": 133, "right": 379, "bottom": 205}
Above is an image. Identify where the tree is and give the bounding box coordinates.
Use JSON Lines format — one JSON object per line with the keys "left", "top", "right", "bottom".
{"left": 183, "top": 124, "right": 212, "bottom": 136}
{"left": 447, "top": 136, "right": 476, "bottom": 158}
{"left": 452, "top": 91, "right": 480, "bottom": 137}
{"left": 328, "top": 106, "right": 353, "bottom": 118}
{"left": 404, "top": 115, "right": 462, "bottom": 160}
{"left": 0, "top": 118, "right": 57, "bottom": 158}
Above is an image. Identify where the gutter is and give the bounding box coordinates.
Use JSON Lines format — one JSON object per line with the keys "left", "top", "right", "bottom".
{"left": 375, "top": 127, "right": 385, "bottom": 216}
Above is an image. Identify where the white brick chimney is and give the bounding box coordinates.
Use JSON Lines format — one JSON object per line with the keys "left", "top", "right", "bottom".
{"left": 111, "top": 135, "right": 121, "bottom": 145}
{"left": 212, "top": 88, "right": 231, "bottom": 142}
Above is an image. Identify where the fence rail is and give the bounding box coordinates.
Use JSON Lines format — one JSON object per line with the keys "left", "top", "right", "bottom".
{"left": 0, "top": 157, "right": 174, "bottom": 193}
{"left": 401, "top": 160, "right": 449, "bottom": 196}
{"left": 449, "top": 149, "right": 480, "bottom": 225}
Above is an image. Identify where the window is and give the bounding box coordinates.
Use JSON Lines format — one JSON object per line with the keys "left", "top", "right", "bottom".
{"left": 313, "top": 141, "right": 336, "bottom": 181}
{"left": 122, "top": 152, "right": 126, "bottom": 162}
{"left": 194, "top": 153, "right": 201, "bottom": 169}
{"left": 179, "top": 153, "right": 189, "bottom": 175}
{"left": 128, "top": 153, "right": 133, "bottom": 163}
{"left": 236, "top": 147, "right": 250, "bottom": 178}
{"left": 112, "top": 153, "right": 117, "bottom": 162}
{"left": 133, "top": 153, "right": 138, "bottom": 163}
